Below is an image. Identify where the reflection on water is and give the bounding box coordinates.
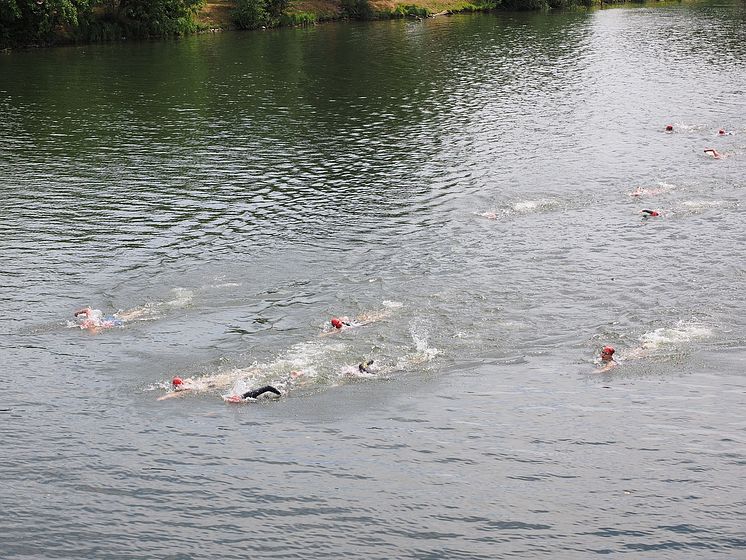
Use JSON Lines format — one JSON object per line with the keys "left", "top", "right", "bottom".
{"left": 1, "top": 2, "right": 745, "bottom": 558}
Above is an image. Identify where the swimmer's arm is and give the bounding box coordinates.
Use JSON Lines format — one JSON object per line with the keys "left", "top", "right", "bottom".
{"left": 594, "top": 362, "right": 617, "bottom": 374}
{"left": 157, "top": 389, "right": 191, "bottom": 401}
{"left": 242, "top": 386, "right": 281, "bottom": 399}
{"left": 116, "top": 307, "right": 148, "bottom": 321}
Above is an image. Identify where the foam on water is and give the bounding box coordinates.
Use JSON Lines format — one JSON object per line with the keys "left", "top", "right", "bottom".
{"left": 680, "top": 199, "right": 727, "bottom": 209}
{"left": 477, "top": 197, "right": 564, "bottom": 220}
{"left": 639, "top": 321, "right": 714, "bottom": 350}
{"left": 513, "top": 198, "right": 558, "bottom": 213}
{"left": 628, "top": 181, "right": 677, "bottom": 197}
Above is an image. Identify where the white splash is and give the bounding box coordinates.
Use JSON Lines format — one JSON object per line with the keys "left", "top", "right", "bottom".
{"left": 513, "top": 198, "right": 556, "bottom": 213}
{"left": 639, "top": 322, "right": 714, "bottom": 350}
{"left": 164, "top": 287, "right": 194, "bottom": 308}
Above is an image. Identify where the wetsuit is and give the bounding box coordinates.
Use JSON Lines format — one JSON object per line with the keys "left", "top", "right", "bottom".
{"left": 358, "top": 360, "right": 374, "bottom": 374}
{"left": 241, "top": 386, "right": 281, "bottom": 400}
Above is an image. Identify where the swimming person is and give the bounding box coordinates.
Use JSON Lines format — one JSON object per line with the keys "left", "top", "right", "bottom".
{"left": 156, "top": 367, "right": 261, "bottom": 401}
{"left": 641, "top": 209, "right": 661, "bottom": 217}
{"left": 595, "top": 346, "right": 617, "bottom": 373}
{"left": 703, "top": 148, "right": 722, "bottom": 159}
{"left": 74, "top": 307, "right": 123, "bottom": 330}
{"left": 331, "top": 317, "right": 352, "bottom": 330}
{"left": 322, "top": 316, "right": 360, "bottom": 336}
{"left": 358, "top": 360, "right": 375, "bottom": 374}
{"left": 157, "top": 376, "right": 197, "bottom": 400}
{"left": 323, "top": 309, "right": 393, "bottom": 336}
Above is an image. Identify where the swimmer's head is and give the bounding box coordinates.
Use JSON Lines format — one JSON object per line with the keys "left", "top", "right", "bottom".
{"left": 172, "top": 376, "right": 184, "bottom": 388}
{"left": 331, "top": 317, "right": 343, "bottom": 329}
{"left": 665, "top": 124, "right": 673, "bottom": 132}
{"left": 718, "top": 129, "right": 726, "bottom": 135}
{"left": 601, "top": 346, "right": 615, "bottom": 361}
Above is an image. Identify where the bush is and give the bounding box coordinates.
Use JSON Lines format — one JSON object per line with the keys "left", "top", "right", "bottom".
{"left": 502, "top": 0, "right": 546, "bottom": 9}
{"left": 234, "top": 0, "right": 267, "bottom": 28}
{"left": 340, "top": 0, "right": 374, "bottom": 19}
{"left": 279, "top": 11, "right": 317, "bottom": 25}
{"left": 392, "top": 4, "right": 430, "bottom": 17}
{"left": 265, "top": 0, "right": 290, "bottom": 23}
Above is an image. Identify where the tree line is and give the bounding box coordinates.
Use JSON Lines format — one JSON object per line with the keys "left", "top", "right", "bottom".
{"left": 0, "top": 0, "right": 204, "bottom": 46}
{"left": 1, "top": 0, "right": 627, "bottom": 48}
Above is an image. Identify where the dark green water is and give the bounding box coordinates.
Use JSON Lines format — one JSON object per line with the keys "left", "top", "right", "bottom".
{"left": 1, "top": 4, "right": 745, "bottom": 558}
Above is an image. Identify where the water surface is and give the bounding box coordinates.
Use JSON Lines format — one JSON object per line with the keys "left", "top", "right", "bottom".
{"left": 1, "top": 3, "right": 745, "bottom": 558}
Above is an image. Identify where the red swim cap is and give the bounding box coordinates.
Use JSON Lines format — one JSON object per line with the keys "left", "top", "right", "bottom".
{"left": 718, "top": 129, "right": 725, "bottom": 135}
{"left": 172, "top": 376, "right": 183, "bottom": 387}
{"left": 602, "top": 346, "right": 615, "bottom": 355}
{"left": 331, "top": 318, "right": 343, "bottom": 329}
{"left": 665, "top": 125, "right": 673, "bottom": 131}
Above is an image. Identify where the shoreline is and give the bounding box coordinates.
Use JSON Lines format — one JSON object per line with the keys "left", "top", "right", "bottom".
{"left": 0, "top": 0, "right": 674, "bottom": 50}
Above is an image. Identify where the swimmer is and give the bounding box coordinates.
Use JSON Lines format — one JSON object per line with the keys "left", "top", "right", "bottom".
{"left": 157, "top": 376, "right": 197, "bottom": 400}
{"left": 341, "top": 360, "right": 377, "bottom": 378}
{"left": 478, "top": 211, "right": 498, "bottom": 220}
{"left": 223, "top": 385, "right": 282, "bottom": 403}
{"left": 322, "top": 309, "right": 392, "bottom": 336}
{"left": 641, "top": 209, "right": 661, "bottom": 217}
{"left": 331, "top": 316, "right": 352, "bottom": 330}
{"left": 718, "top": 129, "right": 733, "bottom": 136}
{"left": 156, "top": 367, "right": 261, "bottom": 401}
{"left": 665, "top": 124, "right": 674, "bottom": 132}
{"left": 595, "top": 345, "right": 617, "bottom": 373}
{"left": 358, "top": 359, "right": 375, "bottom": 374}
{"left": 703, "top": 148, "right": 722, "bottom": 159}
{"left": 74, "top": 307, "right": 123, "bottom": 330}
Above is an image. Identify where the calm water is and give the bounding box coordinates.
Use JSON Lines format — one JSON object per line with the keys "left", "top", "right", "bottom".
{"left": 1, "top": 2, "right": 745, "bottom": 557}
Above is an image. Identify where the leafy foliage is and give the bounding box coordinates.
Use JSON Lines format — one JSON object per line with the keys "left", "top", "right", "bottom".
{"left": 0, "top": 0, "right": 203, "bottom": 46}
{"left": 340, "top": 0, "right": 374, "bottom": 20}
{"left": 233, "top": 0, "right": 291, "bottom": 29}
{"left": 1, "top": 0, "right": 94, "bottom": 45}
{"left": 233, "top": 0, "right": 266, "bottom": 28}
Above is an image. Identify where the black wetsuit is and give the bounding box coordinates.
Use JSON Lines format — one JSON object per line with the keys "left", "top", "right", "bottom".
{"left": 359, "top": 360, "right": 374, "bottom": 374}
{"left": 241, "top": 385, "right": 281, "bottom": 400}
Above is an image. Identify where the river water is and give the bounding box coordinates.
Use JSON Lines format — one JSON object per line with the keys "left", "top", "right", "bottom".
{"left": 1, "top": 2, "right": 745, "bottom": 558}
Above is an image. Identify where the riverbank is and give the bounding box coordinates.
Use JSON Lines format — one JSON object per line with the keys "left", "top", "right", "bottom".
{"left": 0, "top": 0, "right": 668, "bottom": 50}
{"left": 196, "top": 0, "right": 627, "bottom": 30}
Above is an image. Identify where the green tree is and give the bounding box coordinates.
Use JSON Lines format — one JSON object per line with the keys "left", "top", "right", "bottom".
{"left": 1, "top": 0, "right": 94, "bottom": 45}
{"left": 107, "top": 0, "right": 203, "bottom": 36}
{"left": 233, "top": 0, "right": 266, "bottom": 29}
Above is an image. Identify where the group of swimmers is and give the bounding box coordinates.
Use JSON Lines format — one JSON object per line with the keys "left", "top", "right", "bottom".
{"left": 595, "top": 124, "right": 733, "bottom": 371}
{"left": 73, "top": 303, "right": 387, "bottom": 402}
{"left": 72, "top": 303, "right": 386, "bottom": 402}
{"left": 665, "top": 124, "right": 732, "bottom": 161}
{"left": 636, "top": 125, "right": 733, "bottom": 218}
{"left": 159, "top": 314, "right": 380, "bottom": 403}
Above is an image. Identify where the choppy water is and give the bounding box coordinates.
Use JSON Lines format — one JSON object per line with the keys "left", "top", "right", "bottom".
{"left": 1, "top": 2, "right": 745, "bottom": 558}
